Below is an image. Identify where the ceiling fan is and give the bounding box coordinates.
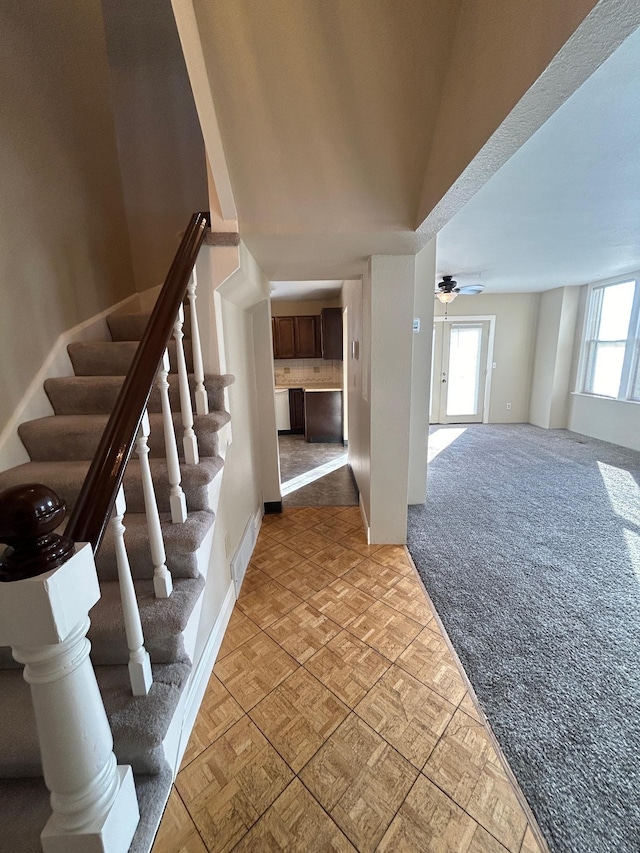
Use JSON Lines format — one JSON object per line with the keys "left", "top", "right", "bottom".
{"left": 435, "top": 275, "right": 485, "bottom": 304}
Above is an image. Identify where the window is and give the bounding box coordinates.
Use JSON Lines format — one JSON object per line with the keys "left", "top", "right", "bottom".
{"left": 581, "top": 278, "right": 640, "bottom": 400}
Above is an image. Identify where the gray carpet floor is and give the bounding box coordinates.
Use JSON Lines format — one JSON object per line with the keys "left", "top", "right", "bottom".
{"left": 407, "top": 424, "right": 640, "bottom": 853}
{"left": 279, "top": 435, "right": 358, "bottom": 506}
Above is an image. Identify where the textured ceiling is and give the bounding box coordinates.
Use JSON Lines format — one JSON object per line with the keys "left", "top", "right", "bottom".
{"left": 437, "top": 23, "right": 640, "bottom": 293}
{"left": 189, "top": 0, "right": 635, "bottom": 287}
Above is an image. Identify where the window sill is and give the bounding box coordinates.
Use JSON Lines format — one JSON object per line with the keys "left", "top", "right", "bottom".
{"left": 571, "top": 392, "right": 640, "bottom": 405}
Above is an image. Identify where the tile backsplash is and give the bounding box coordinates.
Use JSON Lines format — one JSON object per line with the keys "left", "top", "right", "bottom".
{"left": 274, "top": 359, "right": 343, "bottom": 387}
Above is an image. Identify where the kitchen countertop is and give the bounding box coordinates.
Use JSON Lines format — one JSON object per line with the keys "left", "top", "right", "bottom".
{"left": 275, "top": 384, "right": 343, "bottom": 391}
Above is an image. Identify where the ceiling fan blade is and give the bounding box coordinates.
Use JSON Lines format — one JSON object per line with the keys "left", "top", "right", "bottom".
{"left": 457, "top": 284, "right": 485, "bottom": 295}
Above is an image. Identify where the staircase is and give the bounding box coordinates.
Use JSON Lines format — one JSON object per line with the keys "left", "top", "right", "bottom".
{"left": 0, "top": 298, "right": 234, "bottom": 851}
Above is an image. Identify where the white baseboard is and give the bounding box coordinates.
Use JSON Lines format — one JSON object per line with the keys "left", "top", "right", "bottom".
{"left": 359, "top": 493, "right": 371, "bottom": 543}
{"left": 0, "top": 292, "right": 140, "bottom": 472}
{"left": 169, "top": 581, "right": 236, "bottom": 776}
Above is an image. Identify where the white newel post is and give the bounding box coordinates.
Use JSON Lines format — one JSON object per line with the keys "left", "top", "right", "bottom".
{"left": 187, "top": 272, "right": 209, "bottom": 415}
{"left": 0, "top": 486, "right": 139, "bottom": 853}
{"left": 157, "top": 349, "right": 188, "bottom": 523}
{"left": 111, "top": 486, "right": 153, "bottom": 696}
{"left": 136, "top": 410, "right": 173, "bottom": 598}
{"left": 173, "top": 304, "right": 200, "bottom": 465}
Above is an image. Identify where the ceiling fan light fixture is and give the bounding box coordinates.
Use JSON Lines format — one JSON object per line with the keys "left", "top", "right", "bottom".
{"left": 436, "top": 290, "right": 458, "bottom": 304}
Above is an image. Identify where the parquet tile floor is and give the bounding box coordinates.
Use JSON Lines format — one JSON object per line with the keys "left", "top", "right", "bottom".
{"left": 152, "top": 507, "right": 547, "bottom": 853}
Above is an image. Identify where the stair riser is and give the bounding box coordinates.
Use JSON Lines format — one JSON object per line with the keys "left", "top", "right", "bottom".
{"left": 68, "top": 339, "right": 193, "bottom": 377}
{"left": 19, "top": 414, "right": 220, "bottom": 463}
{"left": 0, "top": 464, "right": 216, "bottom": 516}
{"left": 95, "top": 549, "right": 199, "bottom": 582}
{"left": 107, "top": 308, "right": 192, "bottom": 342}
{"left": 45, "top": 376, "right": 225, "bottom": 416}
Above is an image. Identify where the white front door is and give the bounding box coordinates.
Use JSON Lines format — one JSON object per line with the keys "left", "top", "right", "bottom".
{"left": 431, "top": 320, "right": 491, "bottom": 424}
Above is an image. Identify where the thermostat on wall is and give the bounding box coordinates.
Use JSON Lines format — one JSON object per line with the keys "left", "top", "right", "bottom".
{"left": 413, "top": 318, "right": 421, "bottom": 333}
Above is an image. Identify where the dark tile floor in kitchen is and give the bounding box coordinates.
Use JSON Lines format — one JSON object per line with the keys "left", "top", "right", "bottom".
{"left": 278, "top": 435, "right": 358, "bottom": 507}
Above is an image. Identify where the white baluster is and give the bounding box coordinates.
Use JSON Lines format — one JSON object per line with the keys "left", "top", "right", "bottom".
{"left": 157, "top": 349, "right": 188, "bottom": 523}
{"left": 173, "top": 304, "right": 199, "bottom": 465}
{"left": 111, "top": 487, "right": 153, "bottom": 696}
{"left": 0, "top": 544, "right": 139, "bottom": 852}
{"left": 136, "top": 410, "right": 173, "bottom": 599}
{"left": 187, "top": 271, "right": 209, "bottom": 415}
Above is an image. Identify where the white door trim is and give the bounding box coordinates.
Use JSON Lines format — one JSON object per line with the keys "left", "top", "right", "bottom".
{"left": 434, "top": 315, "right": 496, "bottom": 424}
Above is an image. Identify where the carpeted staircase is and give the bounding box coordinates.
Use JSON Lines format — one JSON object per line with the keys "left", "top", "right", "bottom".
{"left": 0, "top": 306, "right": 234, "bottom": 852}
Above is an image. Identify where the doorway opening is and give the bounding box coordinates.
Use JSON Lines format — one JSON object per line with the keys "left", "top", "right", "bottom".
{"left": 270, "top": 280, "right": 357, "bottom": 506}
{"left": 430, "top": 316, "right": 495, "bottom": 424}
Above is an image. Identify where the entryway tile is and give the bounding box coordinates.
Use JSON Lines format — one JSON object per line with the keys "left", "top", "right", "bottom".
{"left": 397, "top": 626, "right": 467, "bottom": 704}
{"left": 176, "top": 717, "right": 293, "bottom": 852}
{"left": 214, "top": 632, "right": 298, "bottom": 711}
{"left": 354, "top": 665, "right": 455, "bottom": 768}
{"left": 299, "top": 714, "right": 417, "bottom": 852}
{"left": 232, "top": 779, "right": 356, "bottom": 851}
{"left": 266, "top": 601, "right": 342, "bottom": 663}
{"left": 347, "top": 600, "right": 423, "bottom": 661}
{"left": 249, "top": 668, "right": 348, "bottom": 772}
{"left": 305, "top": 630, "right": 390, "bottom": 707}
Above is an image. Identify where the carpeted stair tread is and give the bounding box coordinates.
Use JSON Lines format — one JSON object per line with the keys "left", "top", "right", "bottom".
{"left": 88, "top": 576, "right": 205, "bottom": 665}
{"left": 0, "top": 455, "right": 224, "bottom": 515}
{"left": 0, "top": 777, "right": 51, "bottom": 852}
{"left": 19, "top": 411, "right": 229, "bottom": 462}
{"left": 68, "top": 339, "right": 193, "bottom": 376}
{"left": 129, "top": 763, "right": 174, "bottom": 853}
{"left": 0, "top": 662, "right": 191, "bottom": 778}
{"left": 95, "top": 509, "right": 214, "bottom": 582}
{"left": 0, "top": 762, "right": 173, "bottom": 853}
{"left": 0, "top": 670, "right": 42, "bottom": 776}
{"left": 44, "top": 373, "right": 233, "bottom": 416}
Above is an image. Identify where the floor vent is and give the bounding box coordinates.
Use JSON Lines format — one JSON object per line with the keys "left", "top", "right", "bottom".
{"left": 230, "top": 516, "right": 257, "bottom": 596}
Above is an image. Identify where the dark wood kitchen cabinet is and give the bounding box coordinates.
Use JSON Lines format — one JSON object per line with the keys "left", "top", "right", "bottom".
{"left": 295, "top": 316, "right": 318, "bottom": 357}
{"left": 272, "top": 315, "right": 321, "bottom": 359}
{"left": 273, "top": 317, "right": 296, "bottom": 358}
{"left": 288, "top": 388, "right": 305, "bottom": 433}
{"left": 321, "top": 307, "right": 343, "bottom": 359}
{"left": 304, "top": 390, "right": 343, "bottom": 442}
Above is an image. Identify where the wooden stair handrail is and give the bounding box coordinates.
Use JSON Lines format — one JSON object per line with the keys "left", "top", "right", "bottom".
{"left": 65, "top": 211, "right": 210, "bottom": 553}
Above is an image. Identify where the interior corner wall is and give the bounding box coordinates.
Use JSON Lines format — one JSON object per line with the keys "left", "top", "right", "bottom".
{"left": 530, "top": 286, "right": 582, "bottom": 429}
{"left": 369, "top": 256, "right": 416, "bottom": 544}
{"left": 529, "top": 288, "right": 564, "bottom": 428}
{"left": 408, "top": 239, "right": 436, "bottom": 505}
{"left": 434, "top": 292, "right": 539, "bottom": 423}
{"left": 101, "top": 0, "right": 209, "bottom": 295}
{"left": 250, "top": 299, "right": 282, "bottom": 504}
{"left": 342, "top": 278, "right": 370, "bottom": 522}
{"left": 0, "top": 0, "right": 135, "bottom": 436}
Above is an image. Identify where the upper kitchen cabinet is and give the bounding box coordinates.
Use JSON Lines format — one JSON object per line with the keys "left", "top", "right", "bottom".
{"left": 295, "top": 316, "right": 319, "bottom": 357}
{"left": 321, "top": 308, "right": 343, "bottom": 359}
{"left": 273, "top": 315, "right": 321, "bottom": 359}
{"left": 273, "top": 316, "right": 296, "bottom": 358}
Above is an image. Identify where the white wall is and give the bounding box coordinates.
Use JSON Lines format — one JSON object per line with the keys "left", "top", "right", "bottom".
{"left": 408, "top": 240, "right": 436, "bottom": 504}
{"left": 567, "top": 283, "right": 640, "bottom": 451}
{"left": 0, "top": 0, "right": 135, "bottom": 434}
{"left": 530, "top": 286, "right": 581, "bottom": 429}
{"left": 195, "top": 242, "right": 278, "bottom": 647}
{"left": 369, "top": 256, "right": 416, "bottom": 543}
{"left": 434, "top": 292, "right": 539, "bottom": 423}
{"left": 569, "top": 395, "right": 640, "bottom": 451}
{"left": 343, "top": 278, "right": 370, "bottom": 520}
{"left": 101, "top": 0, "right": 209, "bottom": 294}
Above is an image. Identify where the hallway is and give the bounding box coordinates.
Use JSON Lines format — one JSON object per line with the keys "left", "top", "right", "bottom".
{"left": 279, "top": 435, "right": 358, "bottom": 507}
{"left": 152, "top": 506, "right": 544, "bottom": 852}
